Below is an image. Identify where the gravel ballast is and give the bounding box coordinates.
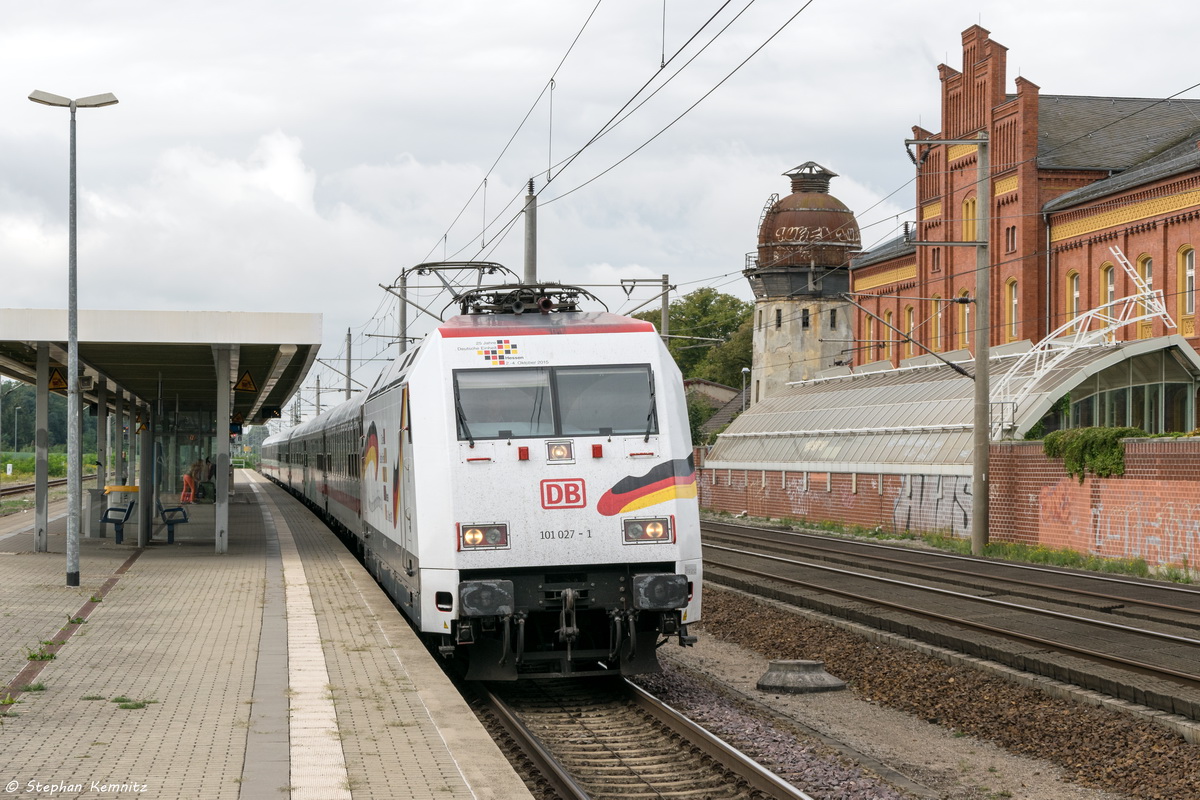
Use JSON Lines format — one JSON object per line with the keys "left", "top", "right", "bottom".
{"left": 656, "top": 587, "right": 1200, "bottom": 800}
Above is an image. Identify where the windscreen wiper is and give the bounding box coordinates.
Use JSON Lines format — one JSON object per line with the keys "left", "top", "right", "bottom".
{"left": 455, "top": 392, "right": 475, "bottom": 447}
{"left": 644, "top": 374, "right": 657, "bottom": 443}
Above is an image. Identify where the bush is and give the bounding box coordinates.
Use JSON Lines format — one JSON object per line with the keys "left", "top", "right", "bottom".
{"left": 1043, "top": 427, "right": 1146, "bottom": 483}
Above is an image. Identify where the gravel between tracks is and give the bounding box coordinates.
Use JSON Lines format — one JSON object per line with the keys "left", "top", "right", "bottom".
{"left": 647, "top": 587, "right": 1200, "bottom": 800}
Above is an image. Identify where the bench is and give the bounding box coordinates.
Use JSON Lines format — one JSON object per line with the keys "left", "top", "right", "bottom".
{"left": 100, "top": 501, "right": 136, "bottom": 544}
{"left": 156, "top": 499, "right": 189, "bottom": 544}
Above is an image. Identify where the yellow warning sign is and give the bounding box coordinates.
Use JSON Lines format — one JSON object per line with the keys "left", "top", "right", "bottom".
{"left": 232, "top": 412, "right": 244, "bottom": 425}
{"left": 49, "top": 367, "right": 67, "bottom": 390}
{"left": 235, "top": 371, "right": 258, "bottom": 392}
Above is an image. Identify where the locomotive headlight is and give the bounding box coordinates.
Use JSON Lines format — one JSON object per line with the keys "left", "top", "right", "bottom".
{"left": 623, "top": 517, "right": 672, "bottom": 544}
{"left": 459, "top": 522, "right": 509, "bottom": 549}
{"left": 546, "top": 440, "right": 575, "bottom": 462}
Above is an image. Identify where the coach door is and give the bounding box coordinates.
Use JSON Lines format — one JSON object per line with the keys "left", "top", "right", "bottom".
{"left": 394, "top": 385, "right": 414, "bottom": 570}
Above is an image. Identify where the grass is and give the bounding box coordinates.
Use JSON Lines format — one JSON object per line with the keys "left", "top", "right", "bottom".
{"left": 25, "top": 647, "right": 54, "bottom": 661}
{"left": 81, "top": 695, "right": 105, "bottom": 701}
{"left": 111, "top": 697, "right": 157, "bottom": 710}
{"left": 21, "top": 683, "right": 46, "bottom": 692}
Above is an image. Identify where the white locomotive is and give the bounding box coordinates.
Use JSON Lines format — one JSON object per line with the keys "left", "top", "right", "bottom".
{"left": 261, "top": 282, "right": 702, "bottom": 679}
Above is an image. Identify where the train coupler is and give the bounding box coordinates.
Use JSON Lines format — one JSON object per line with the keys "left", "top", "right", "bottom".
{"left": 678, "top": 623, "right": 697, "bottom": 647}
{"left": 556, "top": 587, "right": 580, "bottom": 643}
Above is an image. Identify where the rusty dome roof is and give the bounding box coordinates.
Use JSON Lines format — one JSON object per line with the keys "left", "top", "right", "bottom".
{"left": 757, "top": 162, "right": 861, "bottom": 268}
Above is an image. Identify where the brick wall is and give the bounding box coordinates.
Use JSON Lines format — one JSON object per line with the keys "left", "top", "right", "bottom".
{"left": 991, "top": 439, "right": 1200, "bottom": 569}
{"left": 698, "top": 468, "right": 971, "bottom": 539}
{"left": 700, "top": 438, "right": 1200, "bottom": 570}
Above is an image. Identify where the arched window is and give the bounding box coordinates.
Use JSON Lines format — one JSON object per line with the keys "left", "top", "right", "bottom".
{"left": 931, "top": 296, "right": 942, "bottom": 352}
{"left": 1138, "top": 255, "right": 1154, "bottom": 328}
{"left": 904, "top": 306, "right": 915, "bottom": 357}
{"left": 958, "top": 290, "right": 971, "bottom": 349}
{"left": 961, "top": 196, "right": 977, "bottom": 242}
{"left": 1067, "top": 271, "right": 1080, "bottom": 332}
{"left": 1180, "top": 247, "right": 1196, "bottom": 318}
{"left": 884, "top": 310, "right": 894, "bottom": 361}
{"left": 1102, "top": 264, "right": 1116, "bottom": 306}
{"left": 1005, "top": 279, "right": 1019, "bottom": 341}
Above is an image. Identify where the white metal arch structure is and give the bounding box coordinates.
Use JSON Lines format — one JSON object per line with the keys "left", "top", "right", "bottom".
{"left": 991, "top": 246, "right": 1175, "bottom": 438}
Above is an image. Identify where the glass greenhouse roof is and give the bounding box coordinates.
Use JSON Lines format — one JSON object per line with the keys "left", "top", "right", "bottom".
{"left": 705, "top": 335, "right": 1200, "bottom": 475}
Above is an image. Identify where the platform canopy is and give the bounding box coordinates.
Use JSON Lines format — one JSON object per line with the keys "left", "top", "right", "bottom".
{"left": 0, "top": 309, "right": 321, "bottom": 424}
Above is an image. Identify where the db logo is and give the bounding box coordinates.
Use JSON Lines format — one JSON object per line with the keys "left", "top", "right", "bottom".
{"left": 540, "top": 478, "right": 586, "bottom": 509}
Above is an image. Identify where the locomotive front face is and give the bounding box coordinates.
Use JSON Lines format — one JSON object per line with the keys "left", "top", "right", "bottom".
{"left": 430, "top": 314, "right": 702, "bottom": 679}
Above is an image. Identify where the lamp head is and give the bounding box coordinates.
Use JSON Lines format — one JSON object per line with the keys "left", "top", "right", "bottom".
{"left": 29, "top": 90, "right": 118, "bottom": 108}
{"left": 29, "top": 90, "right": 71, "bottom": 107}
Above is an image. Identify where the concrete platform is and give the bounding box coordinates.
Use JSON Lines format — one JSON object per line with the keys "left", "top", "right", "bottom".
{"left": 0, "top": 471, "right": 533, "bottom": 800}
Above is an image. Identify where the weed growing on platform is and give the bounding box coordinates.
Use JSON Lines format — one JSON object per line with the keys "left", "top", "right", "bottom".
{"left": 24, "top": 647, "right": 54, "bottom": 661}
{"left": 110, "top": 696, "right": 131, "bottom": 704}
{"left": 1, "top": 694, "right": 15, "bottom": 705}
{"left": 89, "top": 595, "right": 102, "bottom": 603}
{"left": 81, "top": 696, "right": 105, "bottom": 701}
{"left": 67, "top": 615, "right": 86, "bottom": 625}
{"left": 21, "top": 683, "right": 45, "bottom": 692}
{"left": 116, "top": 701, "right": 147, "bottom": 709}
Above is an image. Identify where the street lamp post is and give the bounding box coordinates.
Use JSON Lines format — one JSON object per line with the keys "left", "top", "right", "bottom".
{"left": 13, "top": 406, "right": 21, "bottom": 452}
{"left": 29, "top": 89, "right": 119, "bottom": 588}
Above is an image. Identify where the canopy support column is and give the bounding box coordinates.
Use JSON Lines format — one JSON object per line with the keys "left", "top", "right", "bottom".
{"left": 215, "top": 346, "right": 231, "bottom": 554}
{"left": 34, "top": 344, "right": 49, "bottom": 553}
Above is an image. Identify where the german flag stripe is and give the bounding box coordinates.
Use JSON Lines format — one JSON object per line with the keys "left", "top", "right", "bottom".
{"left": 363, "top": 423, "right": 380, "bottom": 480}
{"left": 607, "top": 482, "right": 698, "bottom": 514}
{"left": 597, "top": 455, "right": 695, "bottom": 516}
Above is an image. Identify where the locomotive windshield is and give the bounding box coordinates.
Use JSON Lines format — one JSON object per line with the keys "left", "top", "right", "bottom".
{"left": 454, "top": 365, "right": 656, "bottom": 440}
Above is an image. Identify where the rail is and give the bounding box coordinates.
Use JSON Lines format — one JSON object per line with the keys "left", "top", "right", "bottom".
{"left": 474, "top": 677, "right": 814, "bottom": 800}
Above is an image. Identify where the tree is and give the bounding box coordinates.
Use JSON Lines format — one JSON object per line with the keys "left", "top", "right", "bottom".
{"left": 685, "top": 393, "right": 715, "bottom": 447}
{"left": 635, "top": 288, "right": 752, "bottom": 383}
{"left": 0, "top": 378, "right": 95, "bottom": 453}
{"left": 695, "top": 316, "right": 753, "bottom": 388}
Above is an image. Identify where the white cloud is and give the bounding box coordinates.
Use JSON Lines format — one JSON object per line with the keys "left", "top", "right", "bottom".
{"left": 3, "top": 0, "right": 1198, "bottom": 420}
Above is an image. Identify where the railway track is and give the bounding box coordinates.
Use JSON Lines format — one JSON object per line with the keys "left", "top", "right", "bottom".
{"left": 0, "top": 477, "right": 70, "bottom": 498}
{"left": 471, "top": 676, "right": 812, "bottom": 800}
{"left": 702, "top": 520, "right": 1200, "bottom": 721}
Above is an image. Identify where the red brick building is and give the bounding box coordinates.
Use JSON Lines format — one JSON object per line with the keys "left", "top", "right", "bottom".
{"left": 699, "top": 26, "right": 1200, "bottom": 566}
{"left": 852, "top": 25, "right": 1200, "bottom": 364}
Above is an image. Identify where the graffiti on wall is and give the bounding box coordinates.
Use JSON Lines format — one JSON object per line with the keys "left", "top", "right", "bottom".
{"left": 892, "top": 475, "right": 972, "bottom": 539}
{"left": 1094, "top": 481, "right": 1199, "bottom": 567}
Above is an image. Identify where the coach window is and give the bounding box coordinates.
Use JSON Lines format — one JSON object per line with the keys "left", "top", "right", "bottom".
{"left": 454, "top": 368, "right": 554, "bottom": 439}
{"left": 557, "top": 365, "right": 655, "bottom": 436}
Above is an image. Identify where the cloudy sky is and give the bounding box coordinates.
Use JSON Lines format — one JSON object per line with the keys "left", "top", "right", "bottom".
{"left": 3, "top": 1, "right": 1196, "bottom": 414}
